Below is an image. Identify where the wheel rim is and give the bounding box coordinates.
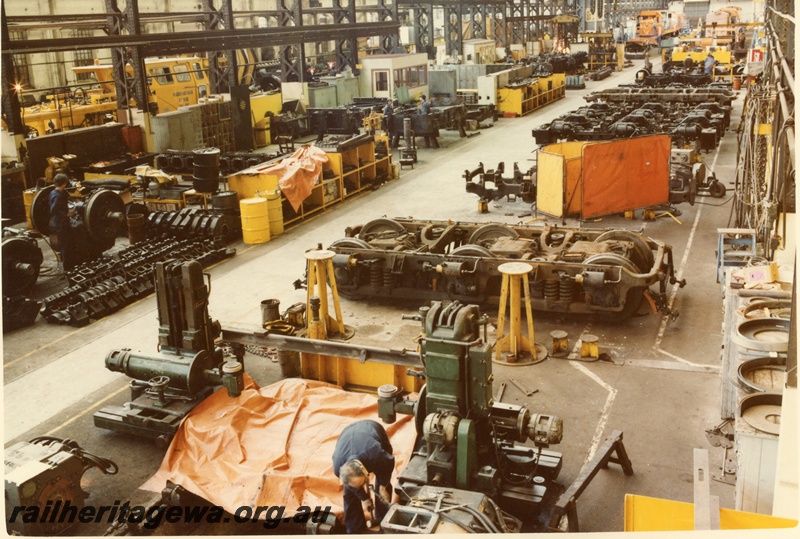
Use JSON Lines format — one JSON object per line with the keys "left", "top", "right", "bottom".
{"left": 594, "top": 230, "right": 654, "bottom": 273}
{"left": 330, "top": 237, "right": 373, "bottom": 250}
{"left": 357, "top": 218, "right": 406, "bottom": 241}
{"left": 85, "top": 189, "right": 126, "bottom": 242}
{"left": 467, "top": 224, "right": 519, "bottom": 246}
{"left": 450, "top": 244, "right": 496, "bottom": 257}
{"left": 585, "top": 252, "right": 641, "bottom": 275}
{"left": 30, "top": 185, "right": 55, "bottom": 235}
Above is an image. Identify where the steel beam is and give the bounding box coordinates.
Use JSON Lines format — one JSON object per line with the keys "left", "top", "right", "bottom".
{"left": 6, "top": 22, "right": 401, "bottom": 56}
{"left": 413, "top": 4, "right": 435, "bottom": 57}
{"left": 104, "top": 0, "right": 148, "bottom": 112}
{"left": 221, "top": 325, "right": 423, "bottom": 368}
{"left": 1, "top": 3, "right": 23, "bottom": 134}
{"left": 444, "top": 3, "right": 462, "bottom": 57}
{"left": 202, "top": 0, "right": 238, "bottom": 94}
{"left": 377, "top": 0, "right": 400, "bottom": 54}
{"left": 333, "top": 0, "right": 358, "bottom": 72}
{"left": 278, "top": 0, "right": 305, "bottom": 82}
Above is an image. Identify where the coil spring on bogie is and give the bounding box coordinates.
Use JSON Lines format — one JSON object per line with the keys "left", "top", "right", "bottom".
{"left": 383, "top": 268, "right": 396, "bottom": 288}
{"left": 544, "top": 279, "right": 560, "bottom": 301}
{"left": 559, "top": 279, "right": 574, "bottom": 303}
{"left": 370, "top": 265, "right": 382, "bottom": 288}
{"left": 531, "top": 280, "right": 545, "bottom": 299}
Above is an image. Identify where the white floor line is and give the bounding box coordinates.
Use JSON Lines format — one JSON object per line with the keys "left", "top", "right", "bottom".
{"left": 570, "top": 360, "right": 617, "bottom": 465}
{"left": 653, "top": 193, "right": 704, "bottom": 350}
{"left": 656, "top": 347, "right": 719, "bottom": 370}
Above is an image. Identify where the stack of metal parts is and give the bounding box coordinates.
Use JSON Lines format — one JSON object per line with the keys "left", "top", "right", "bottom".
{"left": 526, "top": 51, "right": 588, "bottom": 77}
{"left": 145, "top": 207, "right": 236, "bottom": 240}
{"left": 314, "top": 132, "right": 375, "bottom": 153}
{"left": 40, "top": 237, "right": 235, "bottom": 326}
{"left": 154, "top": 149, "right": 281, "bottom": 175}
{"left": 532, "top": 87, "right": 733, "bottom": 150}
{"left": 464, "top": 161, "right": 536, "bottom": 203}
{"left": 636, "top": 60, "right": 742, "bottom": 88}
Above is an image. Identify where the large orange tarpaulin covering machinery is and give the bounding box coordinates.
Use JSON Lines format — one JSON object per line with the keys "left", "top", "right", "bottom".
{"left": 143, "top": 378, "right": 417, "bottom": 520}
{"left": 537, "top": 135, "right": 671, "bottom": 219}
{"left": 258, "top": 145, "right": 329, "bottom": 212}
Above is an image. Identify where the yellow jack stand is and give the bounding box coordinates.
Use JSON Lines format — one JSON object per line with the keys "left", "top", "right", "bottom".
{"left": 579, "top": 334, "right": 599, "bottom": 359}
{"left": 642, "top": 208, "right": 656, "bottom": 222}
{"left": 624, "top": 210, "right": 636, "bottom": 220}
{"left": 304, "top": 249, "right": 355, "bottom": 341}
{"left": 478, "top": 199, "right": 489, "bottom": 213}
{"left": 550, "top": 330, "right": 569, "bottom": 358}
{"left": 494, "top": 262, "right": 547, "bottom": 366}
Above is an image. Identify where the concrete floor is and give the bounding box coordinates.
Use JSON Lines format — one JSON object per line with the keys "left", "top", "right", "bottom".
{"left": 4, "top": 59, "right": 750, "bottom": 535}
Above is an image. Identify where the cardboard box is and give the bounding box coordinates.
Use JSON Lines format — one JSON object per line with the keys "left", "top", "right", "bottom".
{"left": 744, "top": 261, "right": 779, "bottom": 285}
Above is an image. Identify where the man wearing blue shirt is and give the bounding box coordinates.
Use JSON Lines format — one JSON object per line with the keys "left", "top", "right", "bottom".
{"left": 48, "top": 173, "right": 76, "bottom": 270}
{"left": 332, "top": 420, "right": 395, "bottom": 534}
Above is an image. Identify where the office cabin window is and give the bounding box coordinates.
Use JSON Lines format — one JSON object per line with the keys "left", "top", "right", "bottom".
{"left": 394, "top": 65, "right": 427, "bottom": 88}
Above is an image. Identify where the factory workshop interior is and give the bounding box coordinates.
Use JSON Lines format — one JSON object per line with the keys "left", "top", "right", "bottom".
{"left": 1, "top": 0, "right": 797, "bottom": 536}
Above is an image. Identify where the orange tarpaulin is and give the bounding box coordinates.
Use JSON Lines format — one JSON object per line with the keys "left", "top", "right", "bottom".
{"left": 258, "top": 145, "right": 329, "bottom": 212}
{"left": 580, "top": 135, "right": 671, "bottom": 219}
{"left": 143, "top": 378, "right": 418, "bottom": 519}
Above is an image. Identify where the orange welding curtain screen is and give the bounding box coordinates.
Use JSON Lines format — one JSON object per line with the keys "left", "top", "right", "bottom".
{"left": 142, "top": 377, "right": 418, "bottom": 519}
{"left": 580, "top": 135, "right": 671, "bottom": 219}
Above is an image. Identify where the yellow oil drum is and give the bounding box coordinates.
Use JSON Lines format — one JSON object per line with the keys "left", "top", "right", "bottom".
{"left": 229, "top": 171, "right": 279, "bottom": 199}
{"left": 240, "top": 197, "right": 270, "bottom": 244}
{"left": 260, "top": 189, "right": 284, "bottom": 237}
{"left": 23, "top": 188, "right": 37, "bottom": 228}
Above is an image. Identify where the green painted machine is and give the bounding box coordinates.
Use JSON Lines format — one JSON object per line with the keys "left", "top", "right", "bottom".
{"left": 93, "top": 260, "right": 244, "bottom": 446}
{"left": 377, "top": 301, "right": 632, "bottom": 533}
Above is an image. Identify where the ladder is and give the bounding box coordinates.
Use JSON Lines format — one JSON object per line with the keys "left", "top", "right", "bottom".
{"left": 716, "top": 228, "right": 757, "bottom": 283}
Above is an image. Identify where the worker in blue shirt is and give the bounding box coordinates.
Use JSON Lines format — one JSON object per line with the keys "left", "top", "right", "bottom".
{"left": 419, "top": 94, "right": 430, "bottom": 115}
{"left": 704, "top": 51, "right": 717, "bottom": 76}
{"left": 382, "top": 98, "right": 393, "bottom": 134}
{"left": 48, "top": 173, "right": 76, "bottom": 271}
{"left": 332, "top": 420, "right": 395, "bottom": 534}
{"left": 418, "top": 95, "right": 438, "bottom": 148}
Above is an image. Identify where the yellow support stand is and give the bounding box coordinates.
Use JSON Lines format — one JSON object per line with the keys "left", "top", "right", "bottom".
{"left": 580, "top": 334, "right": 600, "bottom": 359}
{"left": 550, "top": 330, "right": 569, "bottom": 358}
{"left": 643, "top": 208, "right": 656, "bottom": 221}
{"left": 304, "top": 249, "right": 355, "bottom": 341}
{"left": 494, "top": 262, "right": 547, "bottom": 365}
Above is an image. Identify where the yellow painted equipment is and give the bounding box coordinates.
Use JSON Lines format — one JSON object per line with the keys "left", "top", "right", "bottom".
{"left": 250, "top": 93, "right": 283, "bottom": 147}
{"left": 496, "top": 74, "right": 565, "bottom": 117}
{"left": 624, "top": 494, "right": 798, "bottom": 531}
{"left": 494, "top": 262, "right": 542, "bottom": 364}
{"left": 239, "top": 197, "right": 271, "bottom": 244}
{"left": 228, "top": 169, "right": 279, "bottom": 200}
{"left": 260, "top": 189, "right": 284, "bottom": 237}
{"left": 23, "top": 188, "right": 36, "bottom": 228}
{"left": 671, "top": 48, "right": 732, "bottom": 64}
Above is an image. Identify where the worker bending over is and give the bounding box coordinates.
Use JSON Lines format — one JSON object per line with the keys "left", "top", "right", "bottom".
{"left": 332, "top": 420, "right": 395, "bottom": 534}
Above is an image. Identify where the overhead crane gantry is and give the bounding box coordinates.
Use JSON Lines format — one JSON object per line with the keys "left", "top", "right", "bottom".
{"left": 395, "top": 0, "right": 581, "bottom": 58}
{"left": 0, "top": 0, "right": 401, "bottom": 134}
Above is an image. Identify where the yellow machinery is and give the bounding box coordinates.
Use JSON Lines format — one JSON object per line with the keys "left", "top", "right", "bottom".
{"left": 671, "top": 47, "right": 733, "bottom": 64}
{"left": 15, "top": 52, "right": 259, "bottom": 136}
{"left": 496, "top": 73, "right": 565, "bottom": 117}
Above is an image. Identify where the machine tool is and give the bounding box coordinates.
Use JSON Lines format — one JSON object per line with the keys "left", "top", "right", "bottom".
{"left": 2, "top": 230, "right": 44, "bottom": 295}
{"left": 93, "top": 259, "right": 244, "bottom": 446}
{"left": 29, "top": 183, "right": 127, "bottom": 264}
{"left": 2, "top": 230, "right": 45, "bottom": 330}
{"left": 376, "top": 301, "right": 632, "bottom": 533}
{"left": 5, "top": 436, "right": 118, "bottom": 535}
